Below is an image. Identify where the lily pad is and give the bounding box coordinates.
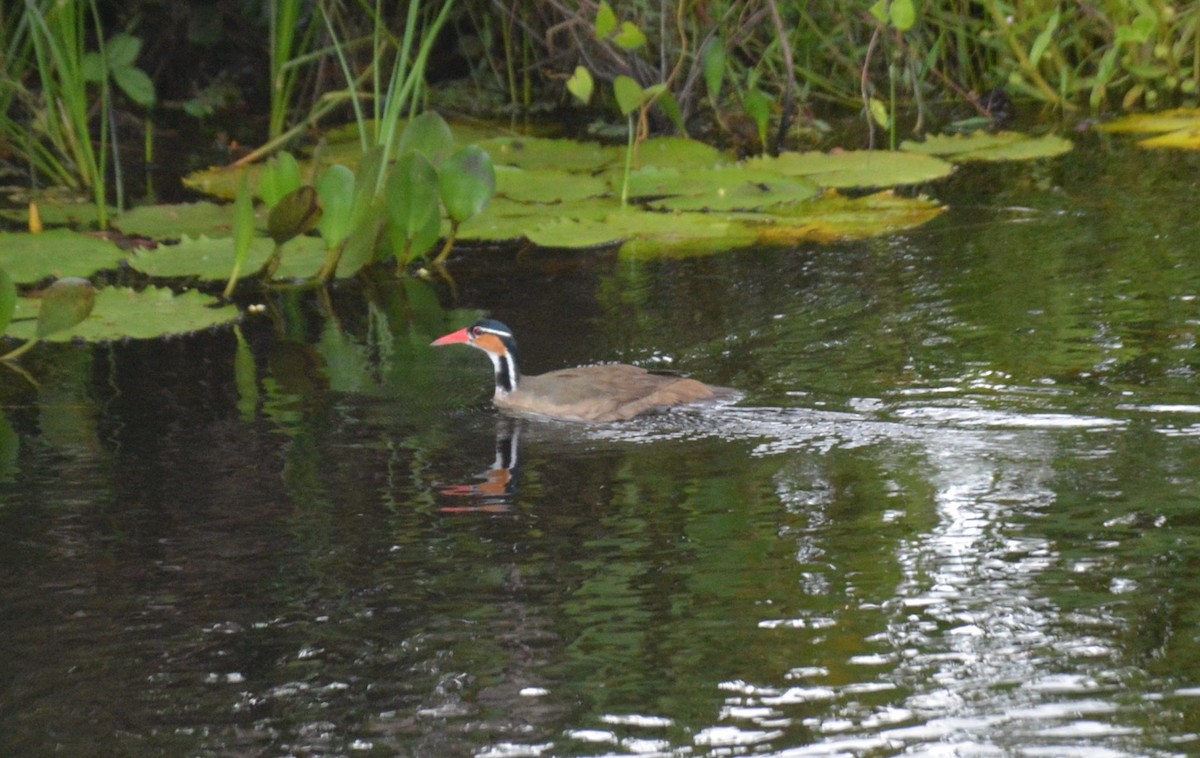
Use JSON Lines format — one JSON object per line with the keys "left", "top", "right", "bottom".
{"left": 183, "top": 164, "right": 268, "bottom": 201}
{"left": 1095, "top": 108, "right": 1200, "bottom": 134}
{"left": 129, "top": 234, "right": 336, "bottom": 281}
{"left": 0, "top": 229, "right": 126, "bottom": 284}
{"left": 527, "top": 207, "right": 756, "bottom": 250}
{"left": 6, "top": 286, "right": 240, "bottom": 342}
{"left": 1136, "top": 129, "right": 1200, "bottom": 149}
{"left": 495, "top": 166, "right": 608, "bottom": 203}
{"left": 745, "top": 149, "right": 954, "bottom": 188}
{"left": 900, "top": 131, "right": 1073, "bottom": 162}
{"left": 475, "top": 136, "right": 620, "bottom": 172}
{"left": 113, "top": 201, "right": 255, "bottom": 240}
{"left": 628, "top": 165, "right": 820, "bottom": 210}
{"left": 635, "top": 137, "right": 730, "bottom": 169}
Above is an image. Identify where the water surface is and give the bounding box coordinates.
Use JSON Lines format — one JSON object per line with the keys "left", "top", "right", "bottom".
{"left": 4, "top": 137, "right": 1200, "bottom": 756}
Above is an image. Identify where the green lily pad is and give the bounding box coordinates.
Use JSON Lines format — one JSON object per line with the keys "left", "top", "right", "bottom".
{"left": 6, "top": 286, "right": 240, "bottom": 342}
{"left": 183, "top": 164, "right": 267, "bottom": 201}
{"left": 635, "top": 137, "right": 729, "bottom": 169}
{"left": 113, "top": 201, "right": 258, "bottom": 240}
{"left": 0, "top": 198, "right": 113, "bottom": 228}
{"left": 527, "top": 207, "right": 756, "bottom": 250}
{"left": 1096, "top": 108, "right": 1200, "bottom": 134}
{"left": 475, "top": 136, "right": 620, "bottom": 172}
{"left": 628, "top": 165, "right": 820, "bottom": 210}
{"left": 754, "top": 189, "right": 946, "bottom": 243}
{"left": 745, "top": 149, "right": 954, "bottom": 188}
{"left": 495, "top": 166, "right": 608, "bottom": 203}
{"left": 1136, "top": 129, "right": 1200, "bottom": 149}
{"left": 129, "top": 234, "right": 336, "bottom": 281}
{"left": 900, "top": 131, "right": 1073, "bottom": 162}
{"left": 0, "top": 229, "right": 126, "bottom": 284}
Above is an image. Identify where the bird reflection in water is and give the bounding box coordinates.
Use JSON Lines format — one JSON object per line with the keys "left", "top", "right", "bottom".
{"left": 438, "top": 419, "right": 520, "bottom": 513}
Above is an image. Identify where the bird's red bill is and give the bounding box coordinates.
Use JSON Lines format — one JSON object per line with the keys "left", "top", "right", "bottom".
{"left": 431, "top": 327, "right": 471, "bottom": 346}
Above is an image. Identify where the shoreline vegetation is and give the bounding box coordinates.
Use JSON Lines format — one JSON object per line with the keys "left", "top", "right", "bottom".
{"left": 3, "top": 1, "right": 1199, "bottom": 205}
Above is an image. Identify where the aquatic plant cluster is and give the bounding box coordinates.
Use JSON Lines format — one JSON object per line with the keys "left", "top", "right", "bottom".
{"left": 0, "top": 0, "right": 1194, "bottom": 356}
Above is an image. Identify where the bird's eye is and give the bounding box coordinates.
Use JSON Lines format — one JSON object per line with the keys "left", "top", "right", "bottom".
{"left": 471, "top": 326, "right": 483, "bottom": 337}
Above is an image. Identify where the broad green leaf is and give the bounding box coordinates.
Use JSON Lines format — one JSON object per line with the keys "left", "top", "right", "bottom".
{"left": 9, "top": 286, "right": 239, "bottom": 342}
{"left": 476, "top": 136, "right": 619, "bottom": 171}
{"left": 567, "top": 66, "right": 594, "bottom": 104}
{"left": 900, "top": 131, "right": 1073, "bottom": 161}
{"left": 1138, "top": 129, "right": 1200, "bottom": 149}
{"left": 315, "top": 164, "right": 356, "bottom": 247}
{"left": 869, "top": 0, "right": 889, "bottom": 25}
{"left": 81, "top": 51, "right": 106, "bottom": 83}
{"left": 614, "top": 75, "right": 646, "bottom": 116}
{"left": 129, "top": 234, "right": 331, "bottom": 281}
{"left": 0, "top": 268, "right": 15, "bottom": 335}
{"left": 889, "top": 0, "right": 916, "bottom": 31}
{"left": 595, "top": 1, "right": 618, "bottom": 38}
{"left": 631, "top": 167, "right": 820, "bottom": 211}
{"left": 0, "top": 229, "right": 125, "bottom": 284}
{"left": 495, "top": 166, "right": 607, "bottom": 203}
{"left": 36, "top": 278, "right": 95, "bottom": 338}
{"left": 1097, "top": 108, "right": 1200, "bottom": 134}
{"left": 703, "top": 39, "right": 726, "bottom": 101}
{"left": 396, "top": 111, "right": 456, "bottom": 166}
{"left": 744, "top": 89, "right": 772, "bottom": 144}
{"left": 613, "top": 21, "right": 647, "bottom": 50}
{"left": 112, "top": 65, "right": 155, "bottom": 107}
{"left": 655, "top": 90, "right": 685, "bottom": 133}
{"left": 105, "top": 34, "right": 141, "bottom": 69}
{"left": 636, "top": 137, "right": 729, "bottom": 169}
{"left": 267, "top": 186, "right": 322, "bottom": 245}
{"left": 869, "top": 97, "right": 890, "bottom": 128}
{"left": 391, "top": 200, "right": 442, "bottom": 264}
{"left": 115, "top": 201, "right": 244, "bottom": 240}
{"left": 259, "top": 151, "right": 302, "bottom": 206}
{"left": 386, "top": 152, "right": 441, "bottom": 237}
{"left": 439, "top": 146, "right": 496, "bottom": 223}
{"left": 746, "top": 149, "right": 954, "bottom": 188}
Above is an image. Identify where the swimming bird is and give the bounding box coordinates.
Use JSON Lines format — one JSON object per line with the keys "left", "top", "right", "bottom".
{"left": 431, "top": 319, "right": 738, "bottom": 422}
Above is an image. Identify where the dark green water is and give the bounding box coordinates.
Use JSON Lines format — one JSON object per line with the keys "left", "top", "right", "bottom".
{"left": 5, "top": 136, "right": 1200, "bottom": 756}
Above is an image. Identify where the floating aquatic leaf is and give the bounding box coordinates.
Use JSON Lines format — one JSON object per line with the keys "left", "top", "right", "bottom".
{"left": 36, "top": 277, "right": 95, "bottom": 338}
{"left": 475, "top": 136, "right": 619, "bottom": 172}
{"left": 439, "top": 146, "right": 496, "bottom": 224}
{"left": 636, "top": 137, "right": 729, "bottom": 170}
{"left": 1095, "top": 108, "right": 1200, "bottom": 134}
{"left": 0, "top": 229, "right": 125, "bottom": 284}
{"left": 628, "top": 165, "right": 819, "bottom": 210}
{"left": 495, "top": 166, "right": 607, "bottom": 203}
{"left": 528, "top": 207, "right": 755, "bottom": 250}
{"left": 396, "top": 111, "right": 456, "bottom": 166}
{"left": 1137, "top": 129, "right": 1200, "bottom": 149}
{"left": 755, "top": 190, "right": 946, "bottom": 243}
{"left": 385, "top": 152, "right": 442, "bottom": 264}
{"left": 258, "top": 151, "right": 303, "bottom": 206}
{"left": 8, "top": 286, "right": 239, "bottom": 342}
{"left": 746, "top": 149, "right": 954, "bottom": 188}
{"left": 183, "top": 164, "right": 267, "bottom": 201}
{"left": 901, "top": 131, "right": 1073, "bottom": 162}
{"left": 114, "top": 201, "right": 248, "bottom": 241}
{"left": 315, "top": 164, "right": 356, "bottom": 248}
{"left": 129, "top": 234, "right": 332, "bottom": 281}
